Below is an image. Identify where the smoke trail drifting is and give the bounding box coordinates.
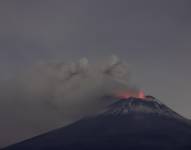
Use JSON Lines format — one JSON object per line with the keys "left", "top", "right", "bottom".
{"left": 0, "top": 55, "right": 133, "bottom": 147}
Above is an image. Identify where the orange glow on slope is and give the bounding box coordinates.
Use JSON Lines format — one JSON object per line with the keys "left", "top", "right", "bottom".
{"left": 138, "top": 90, "right": 145, "bottom": 99}
{"left": 116, "top": 90, "right": 145, "bottom": 99}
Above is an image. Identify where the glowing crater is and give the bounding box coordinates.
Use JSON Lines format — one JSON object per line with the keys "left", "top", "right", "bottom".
{"left": 116, "top": 90, "right": 145, "bottom": 99}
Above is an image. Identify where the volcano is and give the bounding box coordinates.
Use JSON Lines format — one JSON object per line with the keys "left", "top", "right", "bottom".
{"left": 4, "top": 96, "right": 191, "bottom": 150}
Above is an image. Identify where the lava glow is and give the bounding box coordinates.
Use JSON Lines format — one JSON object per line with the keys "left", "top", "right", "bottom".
{"left": 138, "top": 90, "right": 145, "bottom": 99}
{"left": 116, "top": 90, "right": 145, "bottom": 99}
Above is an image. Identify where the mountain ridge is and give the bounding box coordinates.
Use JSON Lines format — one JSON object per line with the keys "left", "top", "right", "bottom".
{"left": 3, "top": 96, "right": 191, "bottom": 150}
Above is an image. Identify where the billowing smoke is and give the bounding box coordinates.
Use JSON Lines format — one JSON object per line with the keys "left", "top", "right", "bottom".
{"left": 0, "top": 55, "right": 134, "bottom": 147}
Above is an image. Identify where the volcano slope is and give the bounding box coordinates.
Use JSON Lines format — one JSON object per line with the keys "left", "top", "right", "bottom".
{"left": 3, "top": 97, "right": 191, "bottom": 150}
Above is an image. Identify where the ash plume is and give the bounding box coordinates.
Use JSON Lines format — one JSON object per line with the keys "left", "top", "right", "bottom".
{"left": 0, "top": 55, "right": 134, "bottom": 147}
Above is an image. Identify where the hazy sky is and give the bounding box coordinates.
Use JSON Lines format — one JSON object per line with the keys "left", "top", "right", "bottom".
{"left": 0, "top": 0, "right": 191, "bottom": 118}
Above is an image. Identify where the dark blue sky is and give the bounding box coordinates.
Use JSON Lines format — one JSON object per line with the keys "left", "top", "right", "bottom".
{"left": 0, "top": 0, "right": 191, "bottom": 117}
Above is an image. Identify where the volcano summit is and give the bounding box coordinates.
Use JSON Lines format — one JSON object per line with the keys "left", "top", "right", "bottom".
{"left": 4, "top": 96, "right": 191, "bottom": 150}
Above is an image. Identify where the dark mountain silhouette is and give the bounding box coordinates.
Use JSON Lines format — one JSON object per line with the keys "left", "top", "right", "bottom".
{"left": 3, "top": 96, "right": 191, "bottom": 150}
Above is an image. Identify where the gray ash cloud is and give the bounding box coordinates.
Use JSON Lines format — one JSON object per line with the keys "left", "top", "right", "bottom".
{"left": 0, "top": 56, "right": 135, "bottom": 147}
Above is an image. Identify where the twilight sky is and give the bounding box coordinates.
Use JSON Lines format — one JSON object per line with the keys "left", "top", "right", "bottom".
{"left": 0, "top": 0, "right": 191, "bottom": 118}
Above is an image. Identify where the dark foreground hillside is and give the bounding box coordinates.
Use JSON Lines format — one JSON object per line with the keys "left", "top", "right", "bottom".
{"left": 4, "top": 97, "right": 191, "bottom": 150}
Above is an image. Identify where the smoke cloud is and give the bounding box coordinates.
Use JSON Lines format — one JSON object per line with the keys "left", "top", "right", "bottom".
{"left": 0, "top": 55, "right": 134, "bottom": 147}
